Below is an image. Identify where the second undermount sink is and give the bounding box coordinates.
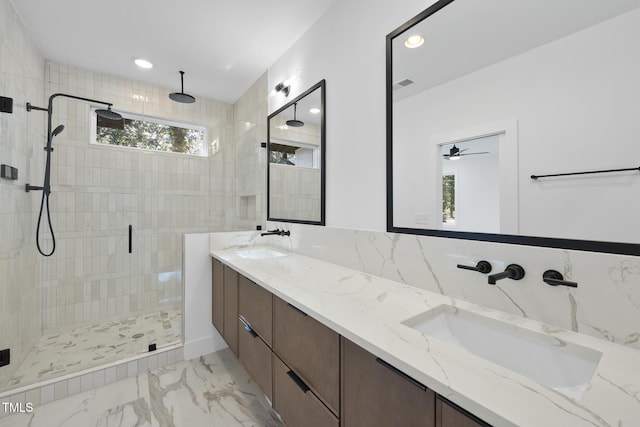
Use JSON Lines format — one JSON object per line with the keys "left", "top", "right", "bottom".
{"left": 236, "top": 247, "right": 287, "bottom": 260}
{"left": 402, "top": 305, "right": 602, "bottom": 400}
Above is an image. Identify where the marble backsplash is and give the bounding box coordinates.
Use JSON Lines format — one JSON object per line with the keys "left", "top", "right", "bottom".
{"left": 211, "top": 224, "right": 640, "bottom": 351}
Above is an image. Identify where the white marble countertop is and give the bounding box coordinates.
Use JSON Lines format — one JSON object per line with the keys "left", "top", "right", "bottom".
{"left": 210, "top": 246, "right": 640, "bottom": 427}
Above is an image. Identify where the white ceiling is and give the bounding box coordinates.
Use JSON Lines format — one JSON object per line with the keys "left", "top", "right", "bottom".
{"left": 10, "top": 0, "right": 338, "bottom": 103}
{"left": 392, "top": 0, "right": 640, "bottom": 101}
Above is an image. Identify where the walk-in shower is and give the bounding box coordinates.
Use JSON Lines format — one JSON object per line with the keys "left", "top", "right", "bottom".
{"left": 25, "top": 93, "right": 123, "bottom": 256}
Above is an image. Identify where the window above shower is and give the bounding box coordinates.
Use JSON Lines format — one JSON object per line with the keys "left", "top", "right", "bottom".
{"left": 91, "top": 109, "right": 208, "bottom": 156}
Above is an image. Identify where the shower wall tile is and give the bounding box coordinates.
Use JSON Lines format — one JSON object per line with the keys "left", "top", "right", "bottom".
{"left": 233, "top": 72, "right": 268, "bottom": 230}
{"left": 0, "top": 0, "right": 45, "bottom": 388}
{"left": 40, "top": 61, "right": 241, "bottom": 332}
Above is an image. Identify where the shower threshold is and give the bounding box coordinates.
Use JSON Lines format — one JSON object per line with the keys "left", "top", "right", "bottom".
{"left": 1, "top": 308, "right": 181, "bottom": 393}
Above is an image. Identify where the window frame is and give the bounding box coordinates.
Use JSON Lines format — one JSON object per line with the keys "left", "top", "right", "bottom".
{"left": 90, "top": 108, "right": 208, "bottom": 157}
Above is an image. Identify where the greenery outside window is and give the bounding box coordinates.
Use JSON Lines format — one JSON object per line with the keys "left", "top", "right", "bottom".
{"left": 442, "top": 172, "right": 457, "bottom": 228}
{"left": 91, "top": 109, "right": 207, "bottom": 156}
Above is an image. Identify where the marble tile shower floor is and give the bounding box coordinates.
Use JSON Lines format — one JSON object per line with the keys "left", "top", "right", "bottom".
{"left": 1, "top": 349, "right": 282, "bottom": 427}
{"left": 3, "top": 308, "right": 182, "bottom": 392}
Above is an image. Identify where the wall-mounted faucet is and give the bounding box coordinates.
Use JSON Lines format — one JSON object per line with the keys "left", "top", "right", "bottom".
{"left": 488, "top": 264, "right": 525, "bottom": 285}
{"left": 457, "top": 260, "right": 492, "bottom": 274}
{"left": 260, "top": 228, "right": 290, "bottom": 237}
{"left": 542, "top": 270, "right": 578, "bottom": 288}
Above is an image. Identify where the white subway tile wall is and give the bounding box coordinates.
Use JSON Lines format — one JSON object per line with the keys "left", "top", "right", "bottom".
{"left": 0, "top": 0, "right": 46, "bottom": 388}
{"left": 39, "top": 60, "right": 238, "bottom": 332}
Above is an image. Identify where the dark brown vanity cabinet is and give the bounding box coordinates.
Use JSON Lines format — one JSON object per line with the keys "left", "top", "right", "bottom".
{"left": 237, "top": 274, "right": 274, "bottom": 401}
{"left": 273, "top": 296, "right": 340, "bottom": 423}
{"left": 436, "top": 397, "right": 489, "bottom": 427}
{"left": 213, "top": 260, "right": 489, "bottom": 427}
{"left": 238, "top": 275, "right": 273, "bottom": 345}
{"left": 211, "top": 258, "right": 239, "bottom": 356}
{"left": 211, "top": 258, "right": 224, "bottom": 333}
{"left": 273, "top": 354, "right": 339, "bottom": 427}
{"left": 223, "top": 266, "right": 239, "bottom": 356}
{"left": 341, "top": 337, "right": 436, "bottom": 427}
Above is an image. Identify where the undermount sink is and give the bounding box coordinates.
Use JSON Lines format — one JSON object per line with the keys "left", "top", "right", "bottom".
{"left": 236, "top": 247, "right": 287, "bottom": 260}
{"left": 402, "top": 305, "right": 602, "bottom": 400}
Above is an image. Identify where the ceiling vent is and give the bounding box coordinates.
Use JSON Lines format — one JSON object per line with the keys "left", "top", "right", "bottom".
{"left": 393, "top": 78, "right": 415, "bottom": 91}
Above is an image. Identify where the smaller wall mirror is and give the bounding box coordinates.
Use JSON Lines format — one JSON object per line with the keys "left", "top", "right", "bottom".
{"left": 268, "top": 80, "right": 325, "bottom": 224}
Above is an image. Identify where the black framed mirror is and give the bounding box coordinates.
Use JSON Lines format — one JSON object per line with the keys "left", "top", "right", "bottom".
{"left": 387, "top": 0, "right": 640, "bottom": 255}
{"left": 268, "top": 80, "right": 326, "bottom": 225}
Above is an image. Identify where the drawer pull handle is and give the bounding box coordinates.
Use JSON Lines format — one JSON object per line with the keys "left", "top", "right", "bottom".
{"left": 286, "top": 370, "right": 310, "bottom": 393}
{"left": 287, "top": 302, "right": 308, "bottom": 317}
{"left": 238, "top": 315, "right": 257, "bottom": 338}
{"left": 375, "top": 357, "right": 427, "bottom": 391}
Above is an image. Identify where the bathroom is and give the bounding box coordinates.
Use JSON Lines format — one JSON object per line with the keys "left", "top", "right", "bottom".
{"left": 1, "top": 0, "right": 640, "bottom": 425}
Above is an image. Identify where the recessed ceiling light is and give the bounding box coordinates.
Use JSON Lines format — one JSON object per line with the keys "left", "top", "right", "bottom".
{"left": 134, "top": 59, "right": 153, "bottom": 69}
{"left": 404, "top": 35, "right": 425, "bottom": 49}
{"left": 309, "top": 107, "right": 320, "bottom": 114}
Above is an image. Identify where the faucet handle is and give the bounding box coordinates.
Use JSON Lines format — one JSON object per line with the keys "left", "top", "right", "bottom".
{"left": 457, "top": 261, "right": 492, "bottom": 274}
{"left": 542, "top": 270, "right": 578, "bottom": 288}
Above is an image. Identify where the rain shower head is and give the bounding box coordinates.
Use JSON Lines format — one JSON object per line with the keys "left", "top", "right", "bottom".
{"left": 95, "top": 106, "right": 123, "bottom": 121}
{"left": 52, "top": 124, "right": 65, "bottom": 137}
{"left": 286, "top": 103, "right": 304, "bottom": 127}
{"left": 169, "top": 71, "right": 196, "bottom": 104}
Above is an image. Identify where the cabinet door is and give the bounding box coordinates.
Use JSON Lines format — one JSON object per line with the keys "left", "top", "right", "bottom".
{"left": 238, "top": 316, "right": 273, "bottom": 401}
{"left": 238, "top": 275, "right": 273, "bottom": 346}
{"left": 223, "top": 265, "right": 239, "bottom": 356}
{"left": 273, "top": 354, "right": 339, "bottom": 427}
{"left": 436, "top": 397, "right": 489, "bottom": 427}
{"left": 211, "top": 258, "right": 224, "bottom": 334}
{"left": 273, "top": 296, "right": 340, "bottom": 415}
{"left": 341, "top": 337, "right": 435, "bottom": 427}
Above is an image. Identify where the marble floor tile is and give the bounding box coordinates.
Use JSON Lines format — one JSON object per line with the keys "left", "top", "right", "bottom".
{"left": 1, "top": 349, "right": 282, "bottom": 427}
{"left": 2, "top": 309, "right": 182, "bottom": 393}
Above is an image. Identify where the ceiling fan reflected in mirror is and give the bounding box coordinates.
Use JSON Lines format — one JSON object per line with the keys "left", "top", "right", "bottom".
{"left": 443, "top": 144, "right": 489, "bottom": 160}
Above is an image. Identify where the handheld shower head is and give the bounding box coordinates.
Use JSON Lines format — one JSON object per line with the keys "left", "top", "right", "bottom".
{"left": 52, "top": 124, "right": 65, "bottom": 137}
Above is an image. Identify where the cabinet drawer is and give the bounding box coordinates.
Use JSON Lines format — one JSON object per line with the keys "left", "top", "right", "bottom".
{"left": 436, "top": 397, "right": 489, "bottom": 427}
{"left": 238, "top": 317, "right": 273, "bottom": 401}
{"left": 238, "top": 275, "right": 273, "bottom": 346}
{"left": 211, "top": 258, "right": 224, "bottom": 334}
{"left": 273, "top": 296, "right": 340, "bottom": 414}
{"left": 341, "top": 337, "right": 435, "bottom": 427}
{"left": 273, "top": 354, "right": 339, "bottom": 427}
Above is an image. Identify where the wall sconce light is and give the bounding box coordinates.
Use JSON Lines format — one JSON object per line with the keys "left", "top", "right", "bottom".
{"left": 275, "top": 82, "right": 290, "bottom": 97}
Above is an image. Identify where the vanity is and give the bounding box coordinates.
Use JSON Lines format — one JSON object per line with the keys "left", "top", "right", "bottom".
{"left": 210, "top": 245, "right": 640, "bottom": 427}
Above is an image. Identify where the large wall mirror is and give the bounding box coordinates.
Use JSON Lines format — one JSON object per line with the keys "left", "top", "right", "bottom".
{"left": 268, "top": 80, "right": 325, "bottom": 224}
{"left": 387, "top": 0, "right": 640, "bottom": 255}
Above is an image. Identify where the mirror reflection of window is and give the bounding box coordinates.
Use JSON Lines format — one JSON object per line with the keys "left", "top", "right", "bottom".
{"left": 442, "top": 173, "right": 457, "bottom": 228}
{"left": 439, "top": 135, "right": 500, "bottom": 233}
{"left": 267, "top": 80, "right": 325, "bottom": 224}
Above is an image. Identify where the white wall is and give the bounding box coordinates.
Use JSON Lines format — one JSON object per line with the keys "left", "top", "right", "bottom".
{"left": 183, "top": 233, "right": 226, "bottom": 360}
{"left": 269, "top": 0, "right": 430, "bottom": 230}
{"left": 263, "top": 0, "right": 640, "bottom": 352}
{"left": 269, "top": 2, "right": 640, "bottom": 245}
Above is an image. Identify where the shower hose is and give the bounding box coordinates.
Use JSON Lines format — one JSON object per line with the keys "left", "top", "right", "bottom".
{"left": 36, "top": 190, "right": 56, "bottom": 257}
